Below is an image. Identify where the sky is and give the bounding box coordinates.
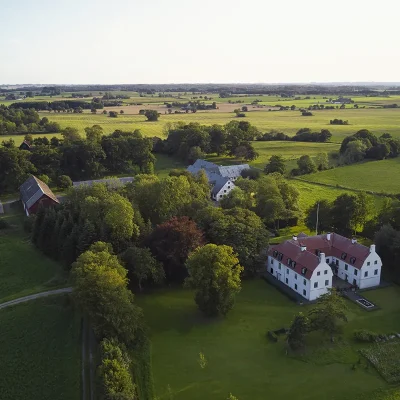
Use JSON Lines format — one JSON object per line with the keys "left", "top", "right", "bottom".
{"left": 1, "top": 0, "right": 399, "bottom": 84}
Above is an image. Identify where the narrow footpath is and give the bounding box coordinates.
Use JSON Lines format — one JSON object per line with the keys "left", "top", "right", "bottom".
{"left": 0, "top": 287, "right": 73, "bottom": 310}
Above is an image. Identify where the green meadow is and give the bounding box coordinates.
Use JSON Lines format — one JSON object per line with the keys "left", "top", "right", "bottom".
{"left": 0, "top": 297, "right": 81, "bottom": 400}
{"left": 137, "top": 280, "right": 400, "bottom": 400}
{"left": 0, "top": 212, "right": 67, "bottom": 303}
{"left": 33, "top": 108, "right": 400, "bottom": 142}
{"left": 300, "top": 158, "right": 400, "bottom": 195}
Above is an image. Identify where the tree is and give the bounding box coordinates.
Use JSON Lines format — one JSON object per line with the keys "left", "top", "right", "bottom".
{"left": 120, "top": 109, "right": 124, "bottom": 114}
{"left": 72, "top": 242, "right": 144, "bottom": 344}
{"left": 98, "top": 338, "right": 137, "bottom": 400}
{"left": 61, "top": 127, "right": 81, "bottom": 143}
{"left": 188, "top": 146, "right": 205, "bottom": 163}
{"left": 145, "top": 216, "right": 205, "bottom": 282}
{"left": 331, "top": 194, "right": 358, "bottom": 235}
{"left": 353, "top": 192, "right": 373, "bottom": 232}
{"left": 120, "top": 246, "right": 165, "bottom": 290}
{"left": 234, "top": 142, "right": 258, "bottom": 161}
{"left": 195, "top": 207, "right": 269, "bottom": 275}
{"left": 109, "top": 111, "right": 118, "bottom": 118}
{"left": 144, "top": 110, "right": 159, "bottom": 121}
{"left": 57, "top": 175, "right": 72, "bottom": 189}
{"left": 220, "top": 188, "right": 253, "bottom": 210}
{"left": 287, "top": 312, "right": 309, "bottom": 350}
{"left": 37, "top": 174, "right": 50, "bottom": 185}
{"left": 308, "top": 289, "right": 347, "bottom": 341}
{"left": 305, "top": 200, "right": 333, "bottom": 233}
{"left": 297, "top": 155, "right": 317, "bottom": 174}
{"left": 185, "top": 244, "right": 243, "bottom": 316}
{"left": 315, "top": 152, "right": 329, "bottom": 171}
{"left": 265, "top": 155, "right": 286, "bottom": 175}
{"left": 85, "top": 124, "right": 103, "bottom": 143}
{"left": 341, "top": 140, "right": 367, "bottom": 164}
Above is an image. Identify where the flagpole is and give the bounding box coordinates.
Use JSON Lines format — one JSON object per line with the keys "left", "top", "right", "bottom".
{"left": 316, "top": 202, "right": 319, "bottom": 236}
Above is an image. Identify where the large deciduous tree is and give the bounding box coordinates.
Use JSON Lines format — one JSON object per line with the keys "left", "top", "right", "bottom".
{"left": 185, "top": 244, "right": 243, "bottom": 317}
{"left": 265, "top": 155, "right": 286, "bottom": 175}
{"left": 72, "top": 242, "right": 144, "bottom": 344}
{"left": 120, "top": 246, "right": 165, "bottom": 290}
{"left": 308, "top": 289, "right": 347, "bottom": 341}
{"left": 195, "top": 207, "right": 269, "bottom": 275}
{"left": 145, "top": 216, "right": 205, "bottom": 282}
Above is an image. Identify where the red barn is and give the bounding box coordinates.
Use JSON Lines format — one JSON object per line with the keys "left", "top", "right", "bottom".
{"left": 20, "top": 175, "right": 60, "bottom": 216}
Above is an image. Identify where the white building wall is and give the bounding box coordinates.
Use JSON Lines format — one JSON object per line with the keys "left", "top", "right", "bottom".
{"left": 267, "top": 256, "right": 311, "bottom": 300}
{"left": 330, "top": 245, "right": 382, "bottom": 289}
{"left": 213, "top": 181, "right": 235, "bottom": 201}
{"left": 309, "top": 257, "right": 333, "bottom": 301}
{"left": 359, "top": 248, "right": 382, "bottom": 289}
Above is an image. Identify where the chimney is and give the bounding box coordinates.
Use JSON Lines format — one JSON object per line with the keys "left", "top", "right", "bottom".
{"left": 326, "top": 232, "right": 331, "bottom": 241}
{"left": 320, "top": 252, "right": 326, "bottom": 263}
{"left": 370, "top": 244, "right": 376, "bottom": 253}
{"left": 351, "top": 238, "right": 357, "bottom": 244}
{"left": 292, "top": 235, "right": 298, "bottom": 241}
{"left": 300, "top": 244, "right": 307, "bottom": 252}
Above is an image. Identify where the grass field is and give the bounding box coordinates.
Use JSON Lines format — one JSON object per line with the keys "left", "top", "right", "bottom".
{"left": 289, "top": 179, "right": 387, "bottom": 211}
{"left": 300, "top": 158, "right": 400, "bottom": 195}
{"left": 0, "top": 211, "right": 67, "bottom": 303}
{"left": 137, "top": 280, "right": 400, "bottom": 400}
{"left": 0, "top": 296, "right": 81, "bottom": 400}
{"left": 31, "top": 108, "right": 400, "bottom": 142}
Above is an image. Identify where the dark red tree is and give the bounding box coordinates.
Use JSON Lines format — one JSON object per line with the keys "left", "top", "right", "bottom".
{"left": 145, "top": 216, "right": 205, "bottom": 282}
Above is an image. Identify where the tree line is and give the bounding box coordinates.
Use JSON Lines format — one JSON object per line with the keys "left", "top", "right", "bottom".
{"left": 0, "top": 125, "right": 154, "bottom": 192}
{"left": 154, "top": 120, "right": 260, "bottom": 163}
{"left": 10, "top": 98, "right": 104, "bottom": 112}
{"left": 0, "top": 106, "right": 61, "bottom": 134}
{"left": 339, "top": 129, "right": 400, "bottom": 164}
{"left": 258, "top": 128, "right": 332, "bottom": 143}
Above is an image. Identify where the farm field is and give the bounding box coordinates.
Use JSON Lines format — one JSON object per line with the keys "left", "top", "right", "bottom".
{"left": 35, "top": 108, "right": 400, "bottom": 142}
{"left": 0, "top": 296, "right": 81, "bottom": 400}
{"left": 300, "top": 158, "right": 400, "bottom": 195}
{"left": 0, "top": 212, "right": 67, "bottom": 303}
{"left": 137, "top": 280, "right": 400, "bottom": 400}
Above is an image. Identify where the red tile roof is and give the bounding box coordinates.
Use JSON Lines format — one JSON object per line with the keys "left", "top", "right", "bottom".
{"left": 268, "top": 241, "right": 320, "bottom": 279}
{"left": 273, "top": 233, "right": 370, "bottom": 271}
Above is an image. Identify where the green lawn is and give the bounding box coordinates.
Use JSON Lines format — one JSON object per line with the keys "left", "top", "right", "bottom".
{"left": 300, "top": 158, "right": 400, "bottom": 195}
{"left": 0, "top": 212, "right": 68, "bottom": 303}
{"left": 0, "top": 296, "right": 81, "bottom": 400}
{"left": 137, "top": 280, "right": 400, "bottom": 400}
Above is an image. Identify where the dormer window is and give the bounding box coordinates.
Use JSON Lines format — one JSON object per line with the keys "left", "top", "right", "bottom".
{"left": 273, "top": 250, "right": 278, "bottom": 258}
{"left": 287, "top": 258, "right": 292, "bottom": 266}
{"left": 315, "top": 249, "right": 320, "bottom": 256}
{"left": 341, "top": 252, "right": 347, "bottom": 260}
{"left": 350, "top": 256, "right": 356, "bottom": 264}
{"left": 292, "top": 261, "right": 296, "bottom": 269}
{"left": 301, "top": 267, "right": 307, "bottom": 275}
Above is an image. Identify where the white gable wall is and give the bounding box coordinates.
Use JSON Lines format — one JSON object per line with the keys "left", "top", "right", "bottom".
{"left": 359, "top": 247, "right": 382, "bottom": 289}
{"left": 308, "top": 258, "right": 333, "bottom": 301}
{"left": 214, "top": 180, "right": 235, "bottom": 201}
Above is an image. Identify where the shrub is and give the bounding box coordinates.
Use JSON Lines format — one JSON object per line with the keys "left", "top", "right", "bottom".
{"left": 354, "top": 329, "right": 379, "bottom": 343}
{"left": 38, "top": 174, "right": 50, "bottom": 185}
{"left": 57, "top": 175, "right": 72, "bottom": 189}
{"left": 24, "top": 215, "right": 36, "bottom": 233}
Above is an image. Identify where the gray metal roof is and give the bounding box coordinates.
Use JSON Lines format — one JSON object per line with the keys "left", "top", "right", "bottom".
{"left": 218, "top": 164, "right": 250, "bottom": 178}
{"left": 20, "top": 175, "right": 59, "bottom": 209}
{"left": 73, "top": 177, "right": 134, "bottom": 187}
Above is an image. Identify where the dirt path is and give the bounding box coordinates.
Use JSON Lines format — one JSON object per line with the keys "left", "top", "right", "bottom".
{"left": 0, "top": 287, "right": 73, "bottom": 310}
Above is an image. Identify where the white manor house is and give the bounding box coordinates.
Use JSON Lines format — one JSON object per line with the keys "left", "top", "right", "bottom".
{"left": 267, "top": 232, "right": 382, "bottom": 301}
{"left": 187, "top": 159, "right": 250, "bottom": 201}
